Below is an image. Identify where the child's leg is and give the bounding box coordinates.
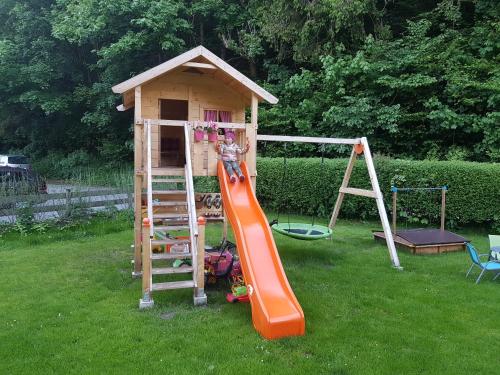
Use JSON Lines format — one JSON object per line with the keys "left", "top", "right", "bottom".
{"left": 231, "top": 161, "right": 243, "bottom": 177}
{"left": 223, "top": 161, "right": 235, "bottom": 176}
{"left": 232, "top": 161, "right": 244, "bottom": 179}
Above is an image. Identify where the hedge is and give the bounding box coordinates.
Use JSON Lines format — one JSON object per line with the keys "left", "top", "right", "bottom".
{"left": 255, "top": 157, "right": 500, "bottom": 228}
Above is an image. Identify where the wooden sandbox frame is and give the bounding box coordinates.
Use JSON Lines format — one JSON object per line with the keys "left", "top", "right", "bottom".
{"left": 373, "top": 186, "right": 466, "bottom": 254}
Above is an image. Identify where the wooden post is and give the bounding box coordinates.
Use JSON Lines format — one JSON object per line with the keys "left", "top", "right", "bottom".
{"left": 223, "top": 209, "right": 228, "bottom": 240}
{"left": 361, "top": 137, "right": 401, "bottom": 269}
{"left": 139, "top": 218, "right": 154, "bottom": 309}
{"left": 194, "top": 216, "right": 207, "bottom": 305}
{"left": 392, "top": 189, "right": 397, "bottom": 234}
{"left": 133, "top": 85, "right": 143, "bottom": 277}
{"left": 249, "top": 93, "right": 258, "bottom": 191}
{"left": 329, "top": 147, "right": 358, "bottom": 229}
{"left": 440, "top": 186, "right": 446, "bottom": 231}
{"left": 65, "top": 188, "right": 72, "bottom": 217}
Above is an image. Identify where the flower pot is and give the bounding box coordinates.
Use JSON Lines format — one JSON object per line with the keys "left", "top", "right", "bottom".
{"left": 194, "top": 130, "right": 204, "bottom": 142}
{"left": 207, "top": 132, "right": 218, "bottom": 142}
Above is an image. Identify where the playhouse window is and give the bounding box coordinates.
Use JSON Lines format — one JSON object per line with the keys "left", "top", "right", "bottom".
{"left": 219, "top": 111, "right": 232, "bottom": 122}
{"left": 203, "top": 109, "right": 232, "bottom": 123}
{"left": 160, "top": 99, "right": 188, "bottom": 120}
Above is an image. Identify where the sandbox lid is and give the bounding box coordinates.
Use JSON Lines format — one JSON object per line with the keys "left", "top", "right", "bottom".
{"left": 396, "top": 229, "right": 468, "bottom": 246}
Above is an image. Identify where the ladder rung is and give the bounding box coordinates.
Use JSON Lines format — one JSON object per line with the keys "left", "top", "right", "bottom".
{"left": 152, "top": 238, "right": 190, "bottom": 246}
{"left": 154, "top": 225, "right": 190, "bottom": 231}
{"left": 152, "top": 280, "right": 195, "bottom": 291}
{"left": 151, "top": 168, "right": 185, "bottom": 176}
{"left": 152, "top": 179, "right": 185, "bottom": 183}
{"left": 152, "top": 190, "right": 186, "bottom": 195}
{"left": 151, "top": 253, "right": 192, "bottom": 260}
{"left": 152, "top": 266, "right": 193, "bottom": 275}
{"left": 153, "top": 213, "right": 189, "bottom": 219}
{"left": 153, "top": 201, "right": 187, "bottom": 207}
{"left": 157, "top": 220, "right": 190, "bottom": 226}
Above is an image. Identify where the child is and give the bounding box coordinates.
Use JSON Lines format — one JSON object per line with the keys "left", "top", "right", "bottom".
{"left": 216, "top": 133, "right": 250, "bottom": 183}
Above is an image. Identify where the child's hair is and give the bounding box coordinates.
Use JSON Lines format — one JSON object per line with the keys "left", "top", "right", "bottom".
{"left": 224, "top": 130, "right": 236, "bottom": 140}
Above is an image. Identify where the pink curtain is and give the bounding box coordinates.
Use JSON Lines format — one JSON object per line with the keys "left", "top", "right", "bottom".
{"left": 219, "top": 111, "right": 232, "bottom": 123}
{"left": 204, "top": 110, "right": 218, "bottom": 122}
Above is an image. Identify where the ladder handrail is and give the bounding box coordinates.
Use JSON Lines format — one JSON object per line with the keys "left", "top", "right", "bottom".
{"left": 184, "top": 123, "right": 198, "bottom": 237}
{"left": 146, "top": 119, "right": 154, "bottom": 237}
{"left": 184, "top": 123, "right": 198, "bottom": 286}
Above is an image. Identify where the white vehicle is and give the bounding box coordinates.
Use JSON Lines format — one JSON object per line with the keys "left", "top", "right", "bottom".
{"left": 0, "top": 155, "right": 31, "bottom": 169}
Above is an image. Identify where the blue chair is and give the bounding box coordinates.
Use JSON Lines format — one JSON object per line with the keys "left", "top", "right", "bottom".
{"left": 489, "top": 235, "right": 500, "bottom": 260}
{"left": 465, "top": 243, "right": 500, "bottom": 284}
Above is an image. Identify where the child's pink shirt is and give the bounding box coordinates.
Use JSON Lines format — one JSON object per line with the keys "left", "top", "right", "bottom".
{"left": 219, "top": 143, "right": 243, "bottom": 162}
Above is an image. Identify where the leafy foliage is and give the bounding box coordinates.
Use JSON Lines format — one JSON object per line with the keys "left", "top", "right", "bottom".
{"left": 260, "top": 1, "right": 500, "bottom": 161}
{"left": 0, "top": 0, "right": 498, "bottom": 163}
{"left": 256, "top": 156, "right": 500, "bottom": 227}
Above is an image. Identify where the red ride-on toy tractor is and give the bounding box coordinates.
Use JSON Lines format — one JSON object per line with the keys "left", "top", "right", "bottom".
{"left": 173, "top": 239, "right": 249, "bottom": 303}
{"left": 204, "top": 239, "right": 236, "bottom": 285}
{"left": 204, "top": 239, "right": 249, "bottom": 303}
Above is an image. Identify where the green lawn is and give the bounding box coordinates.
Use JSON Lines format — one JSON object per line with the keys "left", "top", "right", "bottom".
{"left": 0, "top": 216, "right": 498, "bottom": 374}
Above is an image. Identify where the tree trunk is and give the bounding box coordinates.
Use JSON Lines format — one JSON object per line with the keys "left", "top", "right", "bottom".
{"left": 199, "top": 21, "right": 204, "bottom": 45}
{"left": 249, "top": 59, "right": 257, "bottom": 78}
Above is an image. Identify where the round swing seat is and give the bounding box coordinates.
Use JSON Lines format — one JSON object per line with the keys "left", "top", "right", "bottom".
{"left": 271, "top": 223, "right": 332, "bottom": 241}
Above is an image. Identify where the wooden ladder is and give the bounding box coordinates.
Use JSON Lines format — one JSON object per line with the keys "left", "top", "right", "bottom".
{"left": 139, "top": 121, "right": 206, "bottom": 308}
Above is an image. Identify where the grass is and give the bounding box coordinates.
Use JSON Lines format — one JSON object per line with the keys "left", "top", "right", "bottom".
{"left": 0, "top": 215, "right": 498, "bottom": 374}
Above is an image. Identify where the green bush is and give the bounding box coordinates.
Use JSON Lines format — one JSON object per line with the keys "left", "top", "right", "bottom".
{"left": 256, "top": 157, "right": 500, "bottom": 228}
{"left": 31, "top": 151, "right": 132, "bottom": 188}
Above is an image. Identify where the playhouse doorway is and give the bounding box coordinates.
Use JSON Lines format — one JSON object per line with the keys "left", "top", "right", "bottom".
{"left": 159, "top": 99, "right": 187, "bottom": 167}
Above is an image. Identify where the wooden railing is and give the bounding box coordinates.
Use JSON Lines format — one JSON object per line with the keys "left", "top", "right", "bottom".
{"left": 145, "top": 119, "right": 154, "bottom": 237}
{"left": 139, "top": 119, "right": 248, "bottom": 130}
{"left": 184, "top": 123, "right": 199, "bottom": 287}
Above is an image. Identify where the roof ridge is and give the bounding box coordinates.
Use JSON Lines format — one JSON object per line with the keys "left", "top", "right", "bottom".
{"left": 111, "top": 45, "right": 278, "bottom": 104}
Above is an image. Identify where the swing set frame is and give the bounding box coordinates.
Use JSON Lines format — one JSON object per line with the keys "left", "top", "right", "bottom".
{"left": 256, "top": 134, "right": 402, "bottom": 269}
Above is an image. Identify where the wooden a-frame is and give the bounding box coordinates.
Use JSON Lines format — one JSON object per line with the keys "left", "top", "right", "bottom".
{"left": 256, "top": 135, "right": 402, "bottom": 269}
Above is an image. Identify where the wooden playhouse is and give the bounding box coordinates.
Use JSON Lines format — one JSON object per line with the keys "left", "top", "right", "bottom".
{"left": 112, "top": 46, "right": 278, "bottom": 307}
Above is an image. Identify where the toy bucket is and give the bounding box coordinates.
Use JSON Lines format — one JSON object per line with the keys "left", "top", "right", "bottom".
{"left": 194, "top": 130, "right": 204, "bottom": 142}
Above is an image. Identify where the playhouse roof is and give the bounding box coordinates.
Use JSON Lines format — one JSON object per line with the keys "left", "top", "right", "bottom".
{"left": 112, "top": 45, "right": 278, "bottom": 106}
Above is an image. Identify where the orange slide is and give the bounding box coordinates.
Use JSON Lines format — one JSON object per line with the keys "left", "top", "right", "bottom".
{"left": 217, "top": 161, "right": 305, "bottom": 339}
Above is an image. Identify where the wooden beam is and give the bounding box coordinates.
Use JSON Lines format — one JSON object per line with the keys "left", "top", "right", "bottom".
{"left": 339, "top": 187, "right": 377, "bottom": 198}
{"left": 134, "top": 86, "right": 142, "bottom": 121}
{"left": 361, "top": 137, "right": 401, "bottom": 269}
{"left": 137, "top": 119, "right": 248, "bottom": 129}
{"left": 223, "top": 210, "right": 228, "bottom": 239}
{"left": 392, "top": 190, "right": 397, "bottom": 233}
{"left": 251, "top": 93, "right": 258, "bottom": 128}
{"left": 256, "top": 134, "right": 362, "bottom": 145}
{"left": 182, "top": 62, "right": 216, "bottom": 70}
{"left": 141, "top": 218, "right": 152, "bottom": 305}
{"left": 248, "top": 93, "right": 258, "bottom": 189}
{"left": 196, "top": 217, "right": 206, "bottom": 299}
{"left": 441, "top": 188, "right": 446, "bottom": 231}
{"left": 329, "top": 147, "right": 358, "bottom": 229}
{"left": 123, "top": 90, "right": 135, "bottom": 109}
{"left": 133, "top": 86, "right": 143, "bottom": 276}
